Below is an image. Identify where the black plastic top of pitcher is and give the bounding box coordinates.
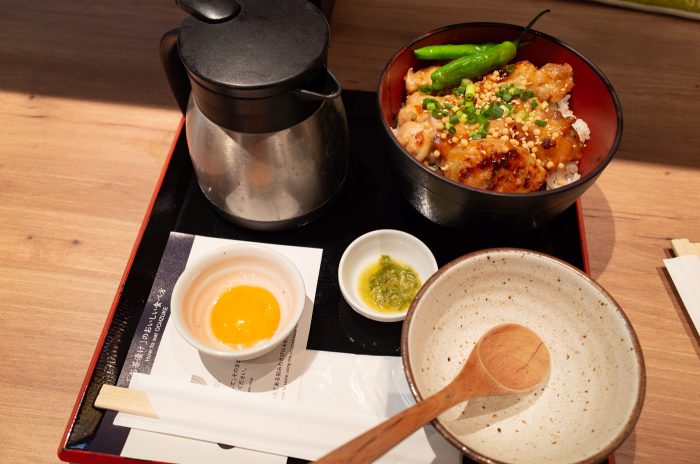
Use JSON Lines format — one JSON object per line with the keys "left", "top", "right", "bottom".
{"left": 178, "top": 0, "right": 330, "bottom": 99}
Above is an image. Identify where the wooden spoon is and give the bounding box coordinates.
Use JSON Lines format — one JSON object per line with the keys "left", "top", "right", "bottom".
{"left": 315, "top": 323, "right": 550, "bottom": 463}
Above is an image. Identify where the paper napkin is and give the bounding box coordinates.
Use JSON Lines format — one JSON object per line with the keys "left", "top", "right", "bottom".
{"left": 664, "top": 254, "right": 700, "bottom": 333}
{"left": 116, "top": 351, "right": 460, "bottom": 463}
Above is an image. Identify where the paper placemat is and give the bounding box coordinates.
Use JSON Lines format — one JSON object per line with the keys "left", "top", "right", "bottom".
{"left": 93, "top": 232, "right": 458, "bottom": 464}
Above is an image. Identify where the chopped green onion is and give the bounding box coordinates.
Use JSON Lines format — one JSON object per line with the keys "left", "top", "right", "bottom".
{"left": 431, "top": 109, "right": 441, "bottom": 119}
{"left": 448, "top": 126, "right": 457, "bottom": 135}
{"left": 419, "top": 85, "right": 433, "bottom": 93}
{"left": 470, "top": 132, "right": 484, "bottom": 140}
{"left": 422, "top": 98, "right": 439, "bottom": 109}
{"left": 449, "top": 115, "right": 459, "bottom": 124}
{"left": 426, "top": 103, "right": 436, "bottom": 111}
{"left": 482, "top": 103, "right": 504, "bottom": 119}
{"left": 530, "top": 100, "right": 538, "bottom": 109}
{"left": 453, "top": 86, "right": 466, "bottom": 96}
{"left": 535, "top": 119, "right": 548, "bottom": 127}
{"left": 445, "top": 121, "right": 452, "bottom": 131}
{"left": 459, "top": 114, "right": 468, "bottom": 123}
{"left": 466, "top": 105, "right": 478, "bottom": 124}
{"left": 521, "top": 90, "right": 535, "bottom": 99}
{"left": 516, "top": 110, "right": 529, "bottom": 121}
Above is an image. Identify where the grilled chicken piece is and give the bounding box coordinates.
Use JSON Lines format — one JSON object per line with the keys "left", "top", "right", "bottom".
{"left": 534, "top": 111, "right": 584, "bottom": 168}
{"left": 499, "top": 61, "right": 574, "bottom": 102}
{"left": 395, "top": 91, "right": 452, "bottom": 161}
{"left": 438, "top": 139, "right": 547, "bottom": 192}
{"left": 510, "top": 100, "right": 584, "bottom": 168}
{"left": 395, "top": 120, "right": 436, "bottom": 162}
{"left": 404, "top": 66, "right": 440, "bottom": 93}
{"left": 398, "top": 92, "right": 432, "bottom": 125}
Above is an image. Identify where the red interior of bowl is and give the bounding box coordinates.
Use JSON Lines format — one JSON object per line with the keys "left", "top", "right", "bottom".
{"left": 379, "top": 24, "right": 621, "bottom": 178}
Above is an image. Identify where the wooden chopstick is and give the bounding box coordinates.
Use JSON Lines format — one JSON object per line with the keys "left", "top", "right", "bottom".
{"left": 671, "top": 239, "right": 700, "bottom": 257}
{"left": 95, "top": 384, "right": 159, "bottom": 419}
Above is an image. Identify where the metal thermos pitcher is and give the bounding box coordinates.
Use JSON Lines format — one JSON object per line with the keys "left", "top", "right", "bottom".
{"left": 160, "top": 0, "right": 349, "bottom": 230}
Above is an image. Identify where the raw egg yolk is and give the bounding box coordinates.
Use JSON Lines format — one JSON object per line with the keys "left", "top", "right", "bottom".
{"left": 210, "top": 285, "right": 280, "bottom": 349}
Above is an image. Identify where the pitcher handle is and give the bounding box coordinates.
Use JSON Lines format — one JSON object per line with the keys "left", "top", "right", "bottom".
{"left": 160, "top": 28, "right": 190, "bottom": 115}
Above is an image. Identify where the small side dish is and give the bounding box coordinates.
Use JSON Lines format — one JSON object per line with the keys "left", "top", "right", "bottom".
{"left": 171, "top": 244, "right": 305, "bottom": 360}
{"left": 338, "top": 229, "right": 437, "bottom": 322}
{"left": 393, "top": 11, "right": 590, "bottom": 193}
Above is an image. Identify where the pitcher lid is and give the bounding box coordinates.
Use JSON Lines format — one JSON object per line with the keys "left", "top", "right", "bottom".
{"left": 178, "top": 0, "right": 329, "bottom": 98}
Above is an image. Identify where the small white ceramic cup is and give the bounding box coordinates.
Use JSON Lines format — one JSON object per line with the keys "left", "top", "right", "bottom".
{"left": 338, "top": 229, "right": 438, "bottom": 322}
{"left": 171, "top": 244, "right": 305, "bottom": 360}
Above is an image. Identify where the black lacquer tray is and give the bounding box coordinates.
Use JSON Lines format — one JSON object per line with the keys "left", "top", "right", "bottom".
{"left": 59, "top": 90, "right": 596, "bottom": 464}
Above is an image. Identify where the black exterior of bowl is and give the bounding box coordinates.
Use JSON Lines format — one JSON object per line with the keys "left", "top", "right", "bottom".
{"left": 378, "top": 23, "right": 623, "bottom": 230}
{"left": 387, "top": 142, "right": 601, "bottom": 229}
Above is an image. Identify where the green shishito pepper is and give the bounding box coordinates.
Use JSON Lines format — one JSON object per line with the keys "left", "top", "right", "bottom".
{"left": 430, "top": 43, "right": 516, "bottom": 90}
{"left": 414, "top": 43, "right": 494, "bottom": 60}
{"left": 429, "top": 9, "right": 550, "bottom": 91}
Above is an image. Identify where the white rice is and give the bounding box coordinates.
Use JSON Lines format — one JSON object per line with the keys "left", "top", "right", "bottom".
{"left": 545, "top": 94, "right": 589, "bottom": 189}
{"left": 555, "top": 94, "right": 591, "bottom": 143}
{"left": 546, "top": 161, "right": 581, "bottom": 189}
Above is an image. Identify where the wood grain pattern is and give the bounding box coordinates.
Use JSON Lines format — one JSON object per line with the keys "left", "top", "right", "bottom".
{"left": 0, "top": 1, "right": 698, "bottom": 463}
{"left": 95, "top": 385, "right": 158, "bottom": 419}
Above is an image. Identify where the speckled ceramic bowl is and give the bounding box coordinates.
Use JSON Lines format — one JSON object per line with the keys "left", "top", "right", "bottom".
{"left": 402, "top": 249, "right": 645, "bottom": 464}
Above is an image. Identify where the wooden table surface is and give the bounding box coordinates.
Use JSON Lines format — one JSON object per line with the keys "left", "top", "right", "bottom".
{"left": 1, "top": 1, "right": 698, "bottom": 463}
